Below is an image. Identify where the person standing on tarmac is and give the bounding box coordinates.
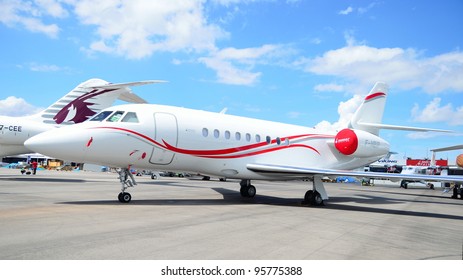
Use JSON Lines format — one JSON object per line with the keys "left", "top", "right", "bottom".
{"left": 31, "top": 161, "right": 38, "bottom": 175}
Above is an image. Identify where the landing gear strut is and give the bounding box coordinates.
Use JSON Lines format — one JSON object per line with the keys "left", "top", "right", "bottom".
{"left": 117, "top": 168, "right": 137, "bottom": 203}
{"left": 240, "top": 179, "right": 256, "bottom": 198}
{"left": 304, "top": 175, "right": 328, "bottom": 206}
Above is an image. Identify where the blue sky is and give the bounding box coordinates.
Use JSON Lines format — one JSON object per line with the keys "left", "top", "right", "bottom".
{"left": 0, "top": 0, "right": 462, "bottom": 162}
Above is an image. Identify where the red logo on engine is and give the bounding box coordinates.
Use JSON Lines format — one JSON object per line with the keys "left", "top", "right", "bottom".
{"left": 335, "top": 129, "right": 358, "bottom": 155}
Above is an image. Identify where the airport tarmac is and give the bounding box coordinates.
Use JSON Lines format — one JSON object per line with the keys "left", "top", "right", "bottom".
{"left": 0, "top": 168, "right": 462, "bottom": 260}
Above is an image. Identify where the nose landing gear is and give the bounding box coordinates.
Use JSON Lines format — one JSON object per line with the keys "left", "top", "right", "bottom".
{"left": 117, "top": 168, "right": 137, "bottom": 203}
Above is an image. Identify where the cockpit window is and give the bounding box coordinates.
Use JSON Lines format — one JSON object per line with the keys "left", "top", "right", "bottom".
{"left": 121, "top": 112, "right": 139, "bottom": 123}
{"left": 107, "top": 111, "right": 125, "bottom": 122}
{"left": 89, "top": 111, "right": 112, "bottom": 121}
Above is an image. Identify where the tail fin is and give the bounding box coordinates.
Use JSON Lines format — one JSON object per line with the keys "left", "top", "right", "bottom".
{"left": 348, "top": 82, "right": 452, "bottom": 135}
{"left": 348, "top": 82, "right": 388, "bottom": 135}
{"left": 38, "top": 78, "right": 164, "bottom": 125}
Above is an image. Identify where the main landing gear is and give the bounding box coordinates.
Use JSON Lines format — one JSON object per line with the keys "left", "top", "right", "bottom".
{"left": 239, "top": 176, "right": 328, "bottom": 206}
{"left": 240, "top": 179, "right": 256, "bottom": 198}
{"left": 117, "top": 168, "right": 137, "bottom": 203}
{"left": 303, "top": 176, "right": 327, "bottom": 206}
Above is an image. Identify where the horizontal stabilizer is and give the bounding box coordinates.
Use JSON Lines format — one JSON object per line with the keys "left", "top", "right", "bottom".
{"left": 357, "top": 122, "right": 454, "bottom": 133}
{"left": 430, "top": 144, "right": 463, "bottom": 152}
{"left": 87, "top": 80, "right": 167, "bottom": 104}
{"left": 86, "top": 80, "right": 167, "bottom": 90}
{"left": 119, "top": 91, "right": 147, "bottom": 104}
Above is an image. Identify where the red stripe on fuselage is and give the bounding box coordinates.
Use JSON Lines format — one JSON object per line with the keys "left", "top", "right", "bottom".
{"left": 91, "top": 126, "right": 330, "bottom": 158}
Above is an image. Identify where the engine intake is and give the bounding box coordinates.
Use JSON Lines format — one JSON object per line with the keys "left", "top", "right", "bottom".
{"left": 334, "top": 128, "right": 389, "bottom": 158}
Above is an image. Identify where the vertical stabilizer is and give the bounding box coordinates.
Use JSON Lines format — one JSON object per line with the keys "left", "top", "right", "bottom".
{"left": 348, "top": 82, "right": 389, "bottom": 135}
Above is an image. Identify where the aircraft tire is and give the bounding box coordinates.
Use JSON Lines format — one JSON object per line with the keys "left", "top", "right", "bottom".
{"left": 240, "top": 186, "right": 246, "bottom": 197}
{"left": 240, "top": 185, "right": 256, "bottom": 198}
{"left": 247, "top": 185, "right": 256, "bottom": 198}
{"left": 304, "top": 190, "right": 324, "bottom": 206}
{"left": 313, "top": 191, "right": 324, "bottom": 206}
{"left": 118, "top": 192, "right": 132, "bottom": 203}
{"left": 304, "top": 190, "right": 314, "bottom": 204}
{"left": 400, "top": 180, "right": 408, "bottom": 189}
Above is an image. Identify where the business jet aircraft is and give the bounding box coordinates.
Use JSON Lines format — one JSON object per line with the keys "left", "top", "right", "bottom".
{"left": 25, "top": 82, "right": 463, "bottom": 205}
{"left": 0, "top": 78, "right": 162, "bottom": 157}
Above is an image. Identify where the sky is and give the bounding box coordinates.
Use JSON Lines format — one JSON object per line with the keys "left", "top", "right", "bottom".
{"left": 0, "top": 0, "right": 462, "bottom": 162}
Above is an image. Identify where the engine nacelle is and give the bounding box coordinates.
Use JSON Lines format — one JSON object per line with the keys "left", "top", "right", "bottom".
{"left": 334, "top": 128, "right": 389, "bottom": 158}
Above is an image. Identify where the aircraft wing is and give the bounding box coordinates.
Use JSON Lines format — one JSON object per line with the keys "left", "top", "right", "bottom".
{"left": 246, "top": 163, "right": 463, "bottom": 183}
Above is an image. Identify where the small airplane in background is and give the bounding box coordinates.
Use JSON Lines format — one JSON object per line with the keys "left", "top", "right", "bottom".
{"left": 25, "top": 82, "right": 463, "bottom": 205}
{"left": 0, "top": 78, "right": 163, "bottom": 157}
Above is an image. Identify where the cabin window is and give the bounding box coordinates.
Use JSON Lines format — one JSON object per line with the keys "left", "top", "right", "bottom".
{"left": 255, "top": 134, "right": 261, "bottom": 143}
{"left": 284, "top": 138, "right": 290, "bottom": 146}
{"left": 89, "top": 111, "right": 112, "bottom": 121}
{"left": 107, "top": 111, "right": 125, "bottom": 122}
{"left": 235, "top": 132, "right": 241, "bottom": 141}
{"left": 245, "top": 133, "right": 251, "bottom": 142}
{"left": 225, "top": 130, "right": 231, "bottom": 140}
{"left": 202, "top": 128, "right": 209, "bottom": 137}
{"left": 276, "top": 137, "right": 281, "bottom": 145}
{"left": 266, "top": 136, "right": 271, "bottom": 144}
{"left": 214, "top": 129, "right": 220, "bottom": 138}
{"left": 121, "top": 112, "right": 139, "bottom": 123}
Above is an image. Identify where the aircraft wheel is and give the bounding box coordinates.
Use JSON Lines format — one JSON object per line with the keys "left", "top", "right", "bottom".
{"left": 240, "top": 185, "right": 256, "bottom": 198}
{"left": 304, "top": 190, "right": 324, "bottom": 206}
{"left": 304, "top": 190, "right": 314, "bottom": 203}
{"left": 118, "top": 192, "right": 132, "bottom": 203}
{"left": 313, "top": 191, "right": 324, "bottom": 206}
{"left": 400, "top": 180, "right": 408, "bottom": 189}
{"left": 247, "top": 185, "right": 256, "bottom": 198}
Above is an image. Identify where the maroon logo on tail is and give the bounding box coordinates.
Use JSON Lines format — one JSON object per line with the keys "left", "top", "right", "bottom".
{"left": 53, "top": 89, "right": 116, "bottom": 124}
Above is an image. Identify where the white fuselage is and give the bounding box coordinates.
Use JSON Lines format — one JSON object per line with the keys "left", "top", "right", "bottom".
{"left": 25, "top": 104, "right": 389, "bottom": 180}
{"left": 0, "top": 115, "right": 56, "bottom": 157}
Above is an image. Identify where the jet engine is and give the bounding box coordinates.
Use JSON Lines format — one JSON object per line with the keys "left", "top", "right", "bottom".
{"left": 334, "top": 128, "right": 389, "bottom": 158}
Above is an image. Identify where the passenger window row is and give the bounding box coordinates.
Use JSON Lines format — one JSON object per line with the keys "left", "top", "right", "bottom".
{"left": 201, "top": 128, "right": 289, "bottom": 145}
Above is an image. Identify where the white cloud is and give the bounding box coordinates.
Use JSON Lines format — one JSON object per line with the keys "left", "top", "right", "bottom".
{"left": 200, "top": 55, "right": 261, "bottom": 85}
{"left": 411, "top": 97, "right": 463, "bottom": 126}
{"left": 0, "top": 0, "right": 66, "bottom": 38}
{"left": 199, "top": 44, "right": 285, "bottom": 85}
{"left": 0, "top": 96, "right": 42, "bottom": 117}
{"left": 287, "top": 111, "right": 305, "bottom": 119}
{"left": 338, "top": 3, "right": 377, "bottom": 16}
{"left": 73, "top": 0, "right": 228, "bottom": 59}
{"left": 28, "top": 62, "right": 62, "bottom": 72}
{"left": 314, "top": 83, "right": 344, "bottom": 92}
{"left": 314, "top": 94, "right": 364, "bottom": 132}
{"left": 338, "top": 6, "right": 353, "bottom": 15}
{"left": 300, "top": 40, "right": 463, "bottom": 94}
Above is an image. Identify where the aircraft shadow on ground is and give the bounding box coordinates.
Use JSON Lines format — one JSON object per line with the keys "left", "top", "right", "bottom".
{"left": 343, "top": 187, "right": 463, "bottom": 206}
{"left": 58, "top": 187, "right": 463, "bottom": 221}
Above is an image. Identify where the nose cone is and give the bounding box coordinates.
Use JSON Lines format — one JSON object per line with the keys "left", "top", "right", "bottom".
{"left": 24, "top": 126, "right": 88, "bottom": 162}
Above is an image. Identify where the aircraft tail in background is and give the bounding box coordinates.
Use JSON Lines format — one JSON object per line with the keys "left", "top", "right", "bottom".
{"left": 38, "top": 78, "right": 165, "bottom": 125}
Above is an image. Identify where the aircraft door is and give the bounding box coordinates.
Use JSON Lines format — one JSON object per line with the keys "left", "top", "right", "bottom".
{"left": 149, "top": 113, "right": 178, "bottom": 165}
